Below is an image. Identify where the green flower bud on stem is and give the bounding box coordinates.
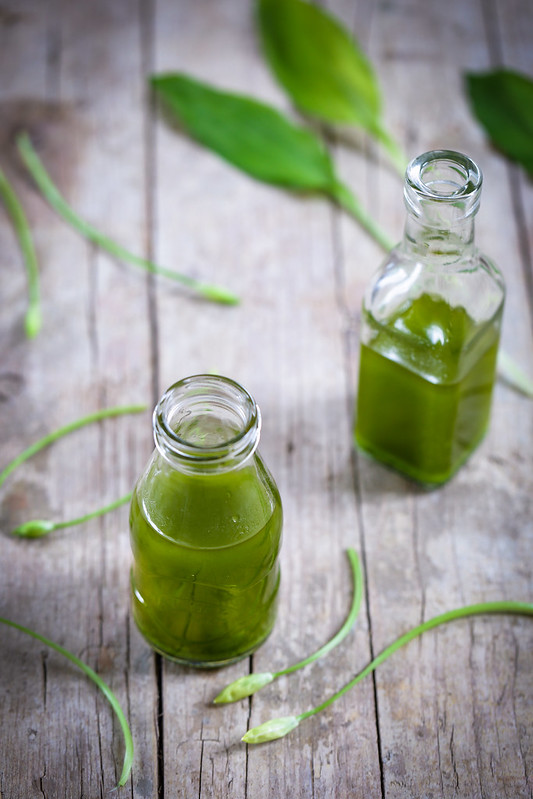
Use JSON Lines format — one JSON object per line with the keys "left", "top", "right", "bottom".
{"left": 242, "top": 715, "right": 300, "bottom": 744}
{"left": 11, "top": 519, "right": 56, "bottom": 538}
{"left": 215, "top": 548, "right": 363, "bottom": 704}
{"left": 214, "top": 672, "right": 274, "bottom": 704}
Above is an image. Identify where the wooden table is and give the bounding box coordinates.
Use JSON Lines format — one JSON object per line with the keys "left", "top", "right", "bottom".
{"left": 1, "top": 1, "right": 532, "bottom": 796}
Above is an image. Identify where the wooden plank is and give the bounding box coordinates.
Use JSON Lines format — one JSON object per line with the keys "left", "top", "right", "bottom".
{"left": 0, "top": 0, "right": 158, "bottom": 795}
{"left": 0, "top": 0, "right": 531, "bottom": 796}
{"left": 332, "top": 0, "right": 533, "bottom": 797}
{"left": 150, "top": 0, "right": 380, "bottom": 796}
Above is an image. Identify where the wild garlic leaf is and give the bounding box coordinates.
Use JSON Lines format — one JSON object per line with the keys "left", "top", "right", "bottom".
{"left": 257, "top": 0, "right": 379, "bottom": 127}
{"left": 151, "top": 73, "right": 394, "bottom": 250}
{"left": 256, "top": 0, "right": 405, "bottom": 173}
{"left": 465, "top": 69, "right": 533, "bottom": 176}
{"left": 151, "top": 72, "right": 339, "bottom": 192}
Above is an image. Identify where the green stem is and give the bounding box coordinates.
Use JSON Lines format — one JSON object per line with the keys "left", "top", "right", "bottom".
{"left": 0, "top": 166, "right": 41, "bottom": 338}
{"left": 298, "top": 601, "right": 533, "bottom": 722}
{"left": 0, "top": 404, "right": 146, "bottom": 490}
{"left": 54, "top": 492, "right": 132, "bottom": 530}
{"left": 498, "top": 350, "right": 533, "bottom": 398}
{"left": 11, "top": 492, "right": 132, "bottom": 538}
{"left": 372, "top": 122, "right": 407, "bottom": 178}
{"left": 330, "top": 180, "right": 395, "bottom": 252}
{"left": 276, "top": 548, "right": 362, "bottom": 677}
{"left": 16, "top": 132, "right": 238, "bottom": 305}
{"left": 0, "top": 615, "right": 133, "bottom": 787}
{"left": 214, "top": 549, "right": 362, "bottom": 704}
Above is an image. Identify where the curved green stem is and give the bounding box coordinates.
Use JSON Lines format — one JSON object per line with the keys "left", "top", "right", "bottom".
{"left": 498, "top": 350, "right": 533, "bottom": 398}
{"left": 0, "top": 616, "right": 133, "bottom": 787}
{"left": 0, "top": 166, "right": 41, "bottom": 337}
{"left": 372, "top": 122, "right": 407, "bottom": 178}
{"left": 0, "top": 404, "right": 146, "bottom": 490}
{"left": 298, "top": 601, "right": 533, "bottom": 721}
{"left": 243, "top": 600, "right": 533, "bottom": 743}
{"left": 276, "top": 548, "right": 362, "bottom": 677}
{"left": 16, "top": 132, "right": 238, "bottom": 305}
{"left": 330, "top": 180, "right": 395, "bottom": 252}
{"left": 11, "top": 492, "right": 132, "bottom": 538}
{"left": 214, "top": 548, "right": 362, "bottom": 704}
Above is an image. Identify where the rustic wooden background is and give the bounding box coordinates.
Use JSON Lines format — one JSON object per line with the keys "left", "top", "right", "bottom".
{"left": 1, "top": 0, "right": 532, "bottom": 797}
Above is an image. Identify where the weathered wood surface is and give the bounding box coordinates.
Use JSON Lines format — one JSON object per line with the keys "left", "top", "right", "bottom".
{"left": 0, "top": 1, "right": 531, "bottom": 797}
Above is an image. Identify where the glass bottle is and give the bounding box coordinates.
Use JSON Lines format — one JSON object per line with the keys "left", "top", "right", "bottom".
{"left": 354, "top": 149, "right": 505, "bottom": 485}
{"left": 130, "top": 374, "right": 283, "bottom": 667}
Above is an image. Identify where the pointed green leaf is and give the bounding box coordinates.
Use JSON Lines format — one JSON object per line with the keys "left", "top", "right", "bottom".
{"left": 151, "top": 72, "right": 339, "bottom": 192}
{"left": 257, "top": 0, "right": 380, "bottom": 128}
{"left": 256, "top": 0, "right": 405, "bottom": 172}
{"left": 151, "top": 73, "right": 394, "bottom": 250}
{"left": 465, "top": 69, "right": 533, "bottom": 175}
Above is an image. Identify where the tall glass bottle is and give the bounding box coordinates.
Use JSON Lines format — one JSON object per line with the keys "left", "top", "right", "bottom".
{"left": 130, "top": 375, "right": 283, "bottom": 667}
{"left": 354, "top": 150, "right": 505, "bottom": 485}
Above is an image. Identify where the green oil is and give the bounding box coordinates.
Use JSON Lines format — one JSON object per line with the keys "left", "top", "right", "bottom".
{"left": 355, "top": 293, "right": 502, "bottom": 485}
{"left": 130, "top": 456, "right": 282, "bottom": 667}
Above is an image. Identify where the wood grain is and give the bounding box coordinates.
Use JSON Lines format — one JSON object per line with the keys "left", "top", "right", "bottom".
{"left": 0, "top": 0, "right": 531, "bottom": 797}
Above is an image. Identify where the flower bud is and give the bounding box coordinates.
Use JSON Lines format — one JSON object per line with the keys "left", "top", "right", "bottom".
{"left": 12, "top": 519, "right": 56, "bottom": 538}
{"left": 242, "top": 715, "right": 300, "bottom": 744}
{"left": 214, "top": 672, "right": 274, "bottom": 704}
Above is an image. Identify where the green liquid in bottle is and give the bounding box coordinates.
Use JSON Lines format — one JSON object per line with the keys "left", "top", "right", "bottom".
{"left": 355, "top": 293, "right": 502, "bottom": 485}
{"left": 130, "top": 455, "right": 282, "bottom": 667}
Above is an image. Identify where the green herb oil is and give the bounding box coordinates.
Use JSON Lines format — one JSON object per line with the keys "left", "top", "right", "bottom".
{"left": 355, "top": 293, "right": 502, "bottom": 484}
{"left": 130, "top": 457, "right": 282, "bottom": 667}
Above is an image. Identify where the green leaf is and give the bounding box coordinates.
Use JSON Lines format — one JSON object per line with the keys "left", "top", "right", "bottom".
{"left": 151, "top": 73, "right": 394, "bottom": 250}
{"left": 465, "top": 69, "right": 533, "bottom": 175}
{"left": 256, "top": 0, "right": 405, "bottom": 173}
{"left": 152, "top": 72, "right": 339, "bottom": 192}
{"left": 257, "top": 0, "right": 379, "bottom": 127}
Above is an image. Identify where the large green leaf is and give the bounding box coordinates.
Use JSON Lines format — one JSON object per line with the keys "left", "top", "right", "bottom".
{"left": 465, "top": 69, "right": 533, "bottom": 176}
{"left": 257, "top": 0, "right": 380, "bottom": 128}
{"left": 151, "top": 72, "right": 394, "bottom": 251}
{"left": 256, "top": 0, "right": 405, "bottom": 172}
{"left": 152, "top": 72, "right": 338, "bottom": 191}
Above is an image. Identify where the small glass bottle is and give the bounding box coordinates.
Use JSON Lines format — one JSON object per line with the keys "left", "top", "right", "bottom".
{"left": 130, "top": 374, "right": 283, "bottom": 667}
{"left": 354, "top": 150, "right": 505, "bottom": 485}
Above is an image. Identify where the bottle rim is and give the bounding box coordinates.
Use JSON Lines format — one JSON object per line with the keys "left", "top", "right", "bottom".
{"left": 404, "top": 149, "right": 483, "bottom": 221}
{"left": 153, "top": 374, "right": 262, "bottom": 473}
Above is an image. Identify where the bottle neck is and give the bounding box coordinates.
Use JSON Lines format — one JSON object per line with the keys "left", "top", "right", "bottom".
{"left": 402, "top": 213, "right": 476, "bottom": 265}
{"left": 153, "top": 375, "right": 261, "bottom": 475}
{"left": 401, "top": 149, "right": 481, "bottom": 268}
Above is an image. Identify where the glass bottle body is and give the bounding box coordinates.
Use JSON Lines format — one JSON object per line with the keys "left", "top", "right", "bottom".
{"left": 355, "top": 151, "right": 505, "bottom": 485}
{"left": 130, "top": 375, "right": 283, "bottom": 667}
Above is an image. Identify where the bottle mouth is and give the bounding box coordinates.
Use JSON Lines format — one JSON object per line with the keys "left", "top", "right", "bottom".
{"left": 154, "top": 374, "right": 261, "bottom": 473}
{"left": 404, "top": 150, "right": 482, "bottom": 224}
